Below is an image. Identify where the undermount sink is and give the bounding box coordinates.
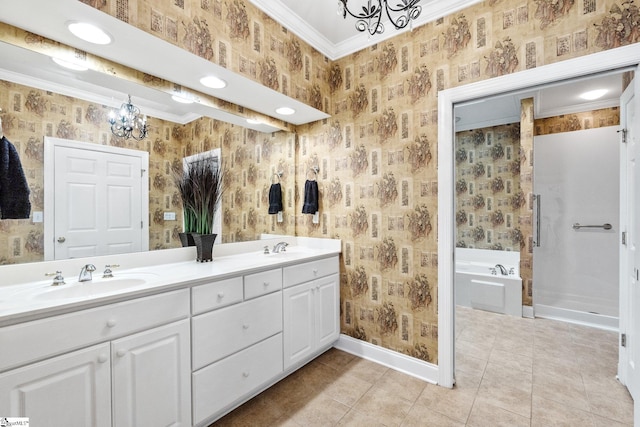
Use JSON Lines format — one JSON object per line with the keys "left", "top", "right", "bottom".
{"left": 33, "top": 275, "right": 155, "bottom": 301}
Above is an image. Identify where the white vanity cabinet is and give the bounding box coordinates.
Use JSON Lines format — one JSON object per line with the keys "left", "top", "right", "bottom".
{"left": 283, "top": 257, "right": 340, "bottom": 370}
{"left": 0, "top": 289, "right": 191, "bottom": 427}
{"left": 0, "top": 343, "right": 112, "bottom": 427}
{"left": 191, "top": 268, "right": 284, "bottom": 425}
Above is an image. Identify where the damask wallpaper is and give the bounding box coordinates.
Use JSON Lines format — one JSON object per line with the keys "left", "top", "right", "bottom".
{"left": 0, "top": 79, "right": 293, "bottom": 264}
{"left": 7, "top": 0, "right": 640, "bottom": 363}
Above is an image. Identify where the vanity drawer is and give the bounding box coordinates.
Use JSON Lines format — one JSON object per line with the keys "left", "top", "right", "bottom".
{"left": 244, "top": 268, "right": 282, "bottom": 300}
{"left": 283, "top": 256, "right": 339, "bottom": 288}
{"left": 191, "top": 276, "right": 243, "bottom": 315}
{"left": 192, "top": 291, "right": 282, "bottom": 370}
{"left": 192, "top": 333, "right": 283, "bottom": 425}
{"left": 0, "top": 289, "right": 189, "bottom": 372}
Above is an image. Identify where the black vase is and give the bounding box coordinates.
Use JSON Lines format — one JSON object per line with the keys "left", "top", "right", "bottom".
{"left": 193, "top": 233, "right": 217, "bottom": 262}
{"left": 178, "top": 232, "right": 196, "bottom": 247}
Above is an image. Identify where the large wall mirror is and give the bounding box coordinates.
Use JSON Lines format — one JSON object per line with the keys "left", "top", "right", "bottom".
{"left": 0, "top": 40, "right": 298, "bottom": 266}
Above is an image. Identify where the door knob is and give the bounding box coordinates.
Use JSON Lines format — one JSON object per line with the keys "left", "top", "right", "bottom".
{"left": 57, "top": 237, "right": 66, "bottom": 243}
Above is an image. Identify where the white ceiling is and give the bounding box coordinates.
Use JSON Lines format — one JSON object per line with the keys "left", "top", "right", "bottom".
{"left": 0, "top": 0, "right": 626, "bottom": 134}
{"left": 249, "top": 0, "right": 482, "bottom": 60}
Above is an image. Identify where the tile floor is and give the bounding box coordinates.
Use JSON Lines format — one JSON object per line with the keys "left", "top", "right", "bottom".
{"left": 212, "top": 307, "right": 633, "bottom": 426}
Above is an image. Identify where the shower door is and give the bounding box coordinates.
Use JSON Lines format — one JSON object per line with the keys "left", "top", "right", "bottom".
{"left": 533, "top": 126, "right": 620, "bottom": 321}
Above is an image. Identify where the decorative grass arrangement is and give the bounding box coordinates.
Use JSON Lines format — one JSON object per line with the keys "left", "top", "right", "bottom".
{"left": 173, "top": 155, "right": 226, "bottom": 236}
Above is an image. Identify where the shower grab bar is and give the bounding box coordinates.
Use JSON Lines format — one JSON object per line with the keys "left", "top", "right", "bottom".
{"left": 533, "top": 194, "right": 541, "bottom": 247}
{"left": 572, "top": 223, "right": 612, "bottom": 230}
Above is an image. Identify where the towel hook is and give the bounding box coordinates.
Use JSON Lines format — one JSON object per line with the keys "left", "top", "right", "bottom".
{"left": 307, "top": 166, "right": 319, "bottom": 180}
{"left": 271, "top": 171, "right": 283, "bottom": 184}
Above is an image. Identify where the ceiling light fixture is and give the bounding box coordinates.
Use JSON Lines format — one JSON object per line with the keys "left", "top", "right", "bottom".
{"left": 52, "top": 57, "right": 88, "bottom": 71}
{"left": 338, "top": 0, "right": 422, "bottom": 35}
{"left": 200, "top": 76, "right": 227, "bottom": 89}
{"left": 579, "top": 89, "right": 608, "bottom": 101}
{"left": 67, "top": 22, "right": 112, "bottom": 45}
{"left": 108, "top": 95, "right": 148, "bottom": 141}
{"left": 171, "top": 95, "right": 194, "bottom": 104}
{"left": 246, "top": 119, "right": 262, "bottom": 124}
{"left": 275, "top": 107, "right": 295, "bottom": 116}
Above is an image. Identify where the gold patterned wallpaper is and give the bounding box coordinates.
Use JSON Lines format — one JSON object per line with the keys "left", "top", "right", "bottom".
{"left": 535, "top": 106, "right": 620, "bottom": 135}
{"left": 3, "top": 0, "right": 638, "bottom": 363}
{"left": 0, "top": 79, "right": 293, "bottom": 264}
{"left": 455, "top": 123, "right": 522, "bottom": 252}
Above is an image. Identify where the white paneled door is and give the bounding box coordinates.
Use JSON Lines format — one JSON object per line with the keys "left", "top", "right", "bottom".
{"left": 45, "top": 138, "right": 148, "bottom": 260}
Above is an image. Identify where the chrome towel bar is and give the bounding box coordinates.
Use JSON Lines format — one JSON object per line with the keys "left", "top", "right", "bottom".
{"left": 572, "top": 223, "right": 612, "bottom": 230}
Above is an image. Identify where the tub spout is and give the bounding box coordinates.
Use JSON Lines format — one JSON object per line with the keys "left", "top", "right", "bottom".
{"left": 495, "top": 264, "right": 508, "bottom": 276}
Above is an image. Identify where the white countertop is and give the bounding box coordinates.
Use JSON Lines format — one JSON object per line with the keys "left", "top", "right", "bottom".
{"left": 0, "top": 236, "right": 341, "bottom": 326}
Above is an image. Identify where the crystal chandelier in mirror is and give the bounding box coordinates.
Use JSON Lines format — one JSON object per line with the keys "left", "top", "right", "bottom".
{"left": 338, "top": 0, "right": 422, "bottom": 36}
{"left": 108, "top": 95, "right": 148, "bottom": 140}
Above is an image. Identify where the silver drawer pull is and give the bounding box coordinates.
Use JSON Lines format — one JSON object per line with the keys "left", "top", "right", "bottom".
{"left": 217, "top": 292, "right": 224, "bottom": 299}
{"left": 242, "top": 371, "right": 250, "bottom": 378}
{"left": 312, "top": 269, "right": 318, "bottom": 276}
{"left": 106, "top": 319, "right": 117, "bottom": 328}
{"left": 263, "top": 282, "right": 270, "bottom": 287}
{"left": 116, "top": 349, "right": 126, "bottom": 358}
{"left": 242, "top": 324, "right": 250, "bottom": 330}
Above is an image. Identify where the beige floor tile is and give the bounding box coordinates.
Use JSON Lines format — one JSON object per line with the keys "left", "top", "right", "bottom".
{"left": 475, "top": 379, "right": 531, "bottom": 418}
{"left": 456, "top": 337, "right": 494, "bottom": 361}
{"left": 402, "top": 403, "right": 465, "bottom": 427}
{"left": 352, "top": 386, "right": 414, "bottom": 426}
{"left": 287, "top": 392, "right": 350, "bottom": 426}
{"left": 337, "top": 408, "right": 388, "bottom": 426}
{"left": 586, "top": 389, "right": 634, "bottom": 425}
{"left": 317, "top": 347, "right": 357, "bottom": 371}
{"left": 343, "top": 357, "right": 389, "bottom": 384}
{"left": 532, "top": 371, "right": 590, "bottom": 412}
{"left": 482, "top": 361, "right": 532, "bottom": 393}
{"left": 531, "top": 395, "right": 595, "bottom": 427}
{"left": 466, "top": 400, "right": 530, "bottom": 427}
{"left": 323, "top": 371, "right": 373, "bottom": 407}
{"left": 414, "top": 384, "right": 475, "bottom": 423}
{"left": 592, "top": 413, "right": 635, "bottom": 427}
{"left": 455, "top": 351, "right": 488, "bottom": 377}
{"left": 488, "top": 348, "right": 533, "bottom": 373}
{"left": 374, "top": 368, "right": 428, "bottom": 403}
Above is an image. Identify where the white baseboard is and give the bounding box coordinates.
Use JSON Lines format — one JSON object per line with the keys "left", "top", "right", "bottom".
{"left": 522, "top": 305, "right": 534, "bottom": 319}
{"left": 534, "top": 304, "right": 619, "bottom": 331}
{"left": 334, "top": 334, "right": 439, "bottom": 384}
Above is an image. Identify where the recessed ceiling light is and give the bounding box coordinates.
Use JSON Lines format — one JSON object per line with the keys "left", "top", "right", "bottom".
{"left": 52, "top": 57, "right": 88, "bottom": 71}
{"left": 275, "top": 107, "right": 295, "bottom": 115}
{"left": 171, "top": 95, "right": 194, "bottom": 104}
{"left": 200, "top": 76, "right": 227, "bottom": 89}
{"left": 246, "top": 119, "right": 262, "bottom": 125}
{"left": 67, "top": 22, "right": 112, "bottom": 45}
{"left": 580, "top": 89, "right": 608, "bottom": 101}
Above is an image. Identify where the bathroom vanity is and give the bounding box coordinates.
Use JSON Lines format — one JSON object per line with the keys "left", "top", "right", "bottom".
{"left": 0, "top": 237, "right": 341, "bottom": 427}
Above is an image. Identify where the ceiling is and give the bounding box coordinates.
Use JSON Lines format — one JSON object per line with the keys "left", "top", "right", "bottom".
{"left": 249, "top": 0, "right": 482, "bottom": 60}
{"left": 0, "top": 0, "right": 627, "bottom": 134}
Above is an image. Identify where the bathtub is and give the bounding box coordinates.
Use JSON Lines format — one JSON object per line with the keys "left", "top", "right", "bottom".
{"left": 455, "top": 248, "right": 522, "bottom": 317}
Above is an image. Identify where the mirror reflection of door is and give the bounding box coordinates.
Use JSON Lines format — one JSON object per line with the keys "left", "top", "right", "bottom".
{"left": 44, "top": 138, "right": 149, "bottom": 260}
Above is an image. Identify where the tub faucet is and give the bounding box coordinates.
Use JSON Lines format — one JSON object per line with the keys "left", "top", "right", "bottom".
{"left": 79, "top": 264, "right": 96, "bottom": 282}
{"left": 495, "top": 264, "right": 508, "bottom": 276}
{"left": 273, "top": 242, "right": 289, "bottom": 253}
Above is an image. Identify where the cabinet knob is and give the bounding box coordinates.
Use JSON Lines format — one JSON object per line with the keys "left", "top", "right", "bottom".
{"left": 263, "top": 282, "right": 270, "bottom": 287}
{"left": 242, "top": 323, "right": 250, "bottom": 330}
{"left": 98, "top": 354, "right": 108, "bottom": 364}
{"left": 116, "top": 349, "right": 127, "bottom": 358}
{"left": 217, "top": 292, "right": 224, "bottom": 299}
{"left": 106, "top": 319, "right": 117, "bottom": 328}
{"left": 242, "top": 371, "right": 250, "bottom": 378}
{"left": 312, "top": 269, "right": 318, "bottom": 276}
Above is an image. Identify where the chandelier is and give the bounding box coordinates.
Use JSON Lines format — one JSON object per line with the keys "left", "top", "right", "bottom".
{"left": 338, "top": 0, "right": 422, "bottom": 36}
{"left": 108, "top": 95, "right": 148, "bottom": 141}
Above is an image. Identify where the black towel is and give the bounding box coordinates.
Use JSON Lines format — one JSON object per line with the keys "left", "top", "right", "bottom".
{"left": 0, "top": 136, "right": 31, "bottom": 219}
{"left": 302, "top": 179, "right": 319, "bottom": 214}
{"left": 268, "top": 183, "right": 283, "bottom": 214}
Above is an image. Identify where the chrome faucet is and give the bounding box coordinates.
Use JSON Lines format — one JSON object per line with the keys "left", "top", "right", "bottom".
{"left": 78, "top": 264, "right": 96, "bottom": 282}
{"left": 495, "top": 264, "right": 508, "bottom": 276}
{"left": 273, "top": 242, "right": 289, "bottom": 253}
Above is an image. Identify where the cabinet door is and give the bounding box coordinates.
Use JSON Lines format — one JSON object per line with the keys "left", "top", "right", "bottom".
{"left": 112, "top": 319, "right": 191, "bottom": 427}
{"left": 283, "top": 281, "right": 315, "bottom": 369}
{"left": 0, "top": 343, "right": 111, "bottom": 427}
{"left": 315, "top": 274, "right": 340, "bottom": 350}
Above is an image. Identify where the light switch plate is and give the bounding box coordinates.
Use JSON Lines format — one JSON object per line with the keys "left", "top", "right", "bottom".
{"left": 164, "top": 212, "right": 177, "bottom": 221}
{"left": 33, "top": 211, "right": 43, "bottom": 223}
